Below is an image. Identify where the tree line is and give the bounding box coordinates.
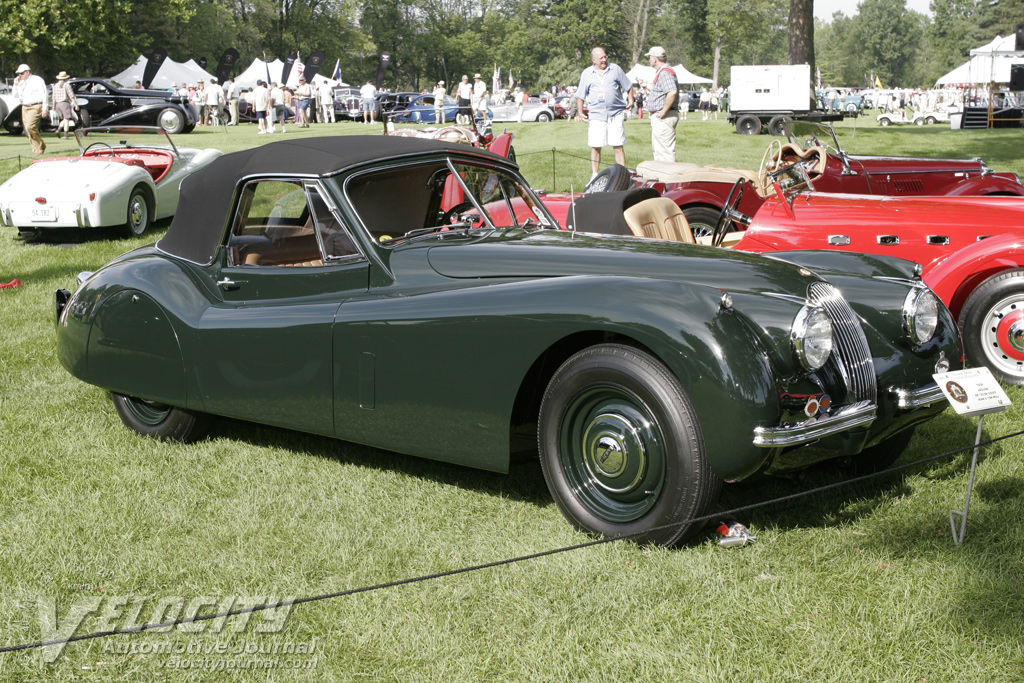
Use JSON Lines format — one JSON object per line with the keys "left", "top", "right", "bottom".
{"left": 1, "top": 0, "right": 1020, "bottom": 91}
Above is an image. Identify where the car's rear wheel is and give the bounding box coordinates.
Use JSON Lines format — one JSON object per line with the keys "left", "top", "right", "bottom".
{"left": 78, "top": 109, "right": 91, "bottom": 129}
{"left": 845, "top": 103, "right": 858, "bottom": 112}
{"left": 682, "top": 206, "right": 721, "bottom": 239}
{"left": 584, "top": 164, "right": 631, "bottom": 193}
{"left": 123, "top": 187, "right": 151, "bottom": 236}
{"left": 111, "top": 392, "right": 209, "bottom": 442}
{"left": 915, "top": 117, "right": 925, "bottom": 125}
{"left": 958, "top": 269, "right": 1024, "bottom": 385}
{"left": 736, "top": 114, "right": 762, "bottom": 135}
{"left": 926, "top": 116, "right": 937, "bottom": 125}
{"left": 538, "top": 344, "right": 721, "bottom": 546}
{"left": 158, "top": 107, "right": 186, "bottom": 134}
{"left": 879, "top": 117, "right": 891, "bottom": 126}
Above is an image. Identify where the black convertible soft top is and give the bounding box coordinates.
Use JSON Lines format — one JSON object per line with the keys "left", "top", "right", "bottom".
{"left": 157, "top": 135, "right": 504, "bottom": 264}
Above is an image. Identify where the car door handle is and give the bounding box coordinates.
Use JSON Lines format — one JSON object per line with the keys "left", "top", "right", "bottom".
{"left": 217, "top": 277, "right": 245, "bottom": 291}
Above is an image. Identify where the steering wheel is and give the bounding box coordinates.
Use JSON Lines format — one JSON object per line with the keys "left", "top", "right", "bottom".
{"left": 757, "top": 139, "right": 783, "bottom": 192}
{"left": 439, "top": 201, "right": 476, "bottom": 225}
{"left": 712, "top": 179, "right": 750, "bottom": 247}
{"left": 85, "top": 142, "right": 113, "bottom": 156}
{"left": 433, "top": 126, "right": 475, "bottom": 145}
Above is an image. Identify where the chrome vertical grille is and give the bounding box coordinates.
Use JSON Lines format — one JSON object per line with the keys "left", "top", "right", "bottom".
{"left": 808, "top": 281, "right": 877, "bottom": 404}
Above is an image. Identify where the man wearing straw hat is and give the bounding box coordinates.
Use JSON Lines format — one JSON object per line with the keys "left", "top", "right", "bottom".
{"left": 51, "top": 71, "right": 79, "bottom": 140}
{"left": 432, "top": 81, "right": 446, "bottom": 124}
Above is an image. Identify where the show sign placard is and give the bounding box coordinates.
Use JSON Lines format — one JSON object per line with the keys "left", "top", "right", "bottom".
{"left": 933, "top": 368, "right": 1011, "bottom": 417}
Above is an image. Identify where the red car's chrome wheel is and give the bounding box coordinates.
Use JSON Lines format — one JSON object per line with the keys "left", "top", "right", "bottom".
{"left": 960, "top": 269, "right": 1024, "bottom": 385}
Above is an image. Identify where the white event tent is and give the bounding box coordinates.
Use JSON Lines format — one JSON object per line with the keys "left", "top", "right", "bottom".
{"left": 110, "top": 55, "right": 215, "bottom": 89}
{"left": 232, "top": 58, "right": 344, "bottom": 89}
{"left": 625, "top": 63, "right": 713, "bottom": 86}
{"left": 936, "top": 35, "right": 1024, "bottom": 86}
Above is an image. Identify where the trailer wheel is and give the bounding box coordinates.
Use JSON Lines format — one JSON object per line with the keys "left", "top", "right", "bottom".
{"left": 736, "top": 115, "right": 762, "bottom": 135}
{"left": 767, "top": 115, "right": 792, "bottom": 136}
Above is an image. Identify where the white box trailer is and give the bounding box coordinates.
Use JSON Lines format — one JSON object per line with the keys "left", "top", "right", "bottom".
{"left": 727, "top": 64, "right": 842, "bottom": 135}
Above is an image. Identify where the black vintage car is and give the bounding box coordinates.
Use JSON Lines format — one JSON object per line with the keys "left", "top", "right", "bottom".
{"left": 3, "top": 78, "right": 198, "bottom": 135}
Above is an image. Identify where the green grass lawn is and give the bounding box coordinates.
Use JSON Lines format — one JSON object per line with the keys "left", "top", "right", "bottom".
{"left": 1, "top": 118, "right": 1024, "bottom": 681}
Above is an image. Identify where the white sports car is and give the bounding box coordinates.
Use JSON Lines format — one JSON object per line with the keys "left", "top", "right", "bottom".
{"left": 0, "top": 126, "right": 222, "bottom": 238}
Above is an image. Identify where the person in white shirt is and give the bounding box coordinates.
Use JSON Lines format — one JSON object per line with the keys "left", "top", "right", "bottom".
{"left": 432, "top": 81, "right": 447, "bottom": 124}
{"left": 13, "top": 64, "right": 48, "bottom": 155}
{"left": 204, "top": 77, "right": 225, "bottom": 126}
{"left": 225, "top": 78, "right": 239, "bottom": 125}
{"left": 359, "top": 80, "right": 377, "bottom": 124}
{"left": 318, "top": 80, "right": 335, "bottom": 123}
{"left": 253, "top": 80, "right": 270, "bottom": 134}
{"left": 456, "top": 75, "right": 472, "bottom": 125}
{"left": 472, "top": 74, "right": 487, "bottom": 123}
{"left": 269, "top": 82, "right": 285, "bottom": 132}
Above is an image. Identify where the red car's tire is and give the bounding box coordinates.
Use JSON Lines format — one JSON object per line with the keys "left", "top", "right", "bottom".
{"left": 958, "top": 269, "right": 1024, "bottom": 385}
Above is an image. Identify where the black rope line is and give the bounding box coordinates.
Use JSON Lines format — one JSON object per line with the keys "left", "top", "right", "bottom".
{"left": 3, "top": 427, "right": 1021, "bottom": 656}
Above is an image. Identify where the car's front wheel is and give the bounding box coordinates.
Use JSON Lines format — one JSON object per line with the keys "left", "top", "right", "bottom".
{"left": 879, "top": 117, "right": 891, "bottom": 126}
{"left": 538, "top": 344, "right": 721, "bottom": 546}
{"left": 111, "top": 393, "right": 209, "bottom": 442}
{"left": 537, "top": 111, "right": 552, "bottom": 122}
{"left": 158, "top": 107, "right": 186, "bottom": 134}
{"left": 123, "top": 187, "right": 151, "bottom": 236}
{"left": 958, "top": 269, "right": 1024, "bottom": 385}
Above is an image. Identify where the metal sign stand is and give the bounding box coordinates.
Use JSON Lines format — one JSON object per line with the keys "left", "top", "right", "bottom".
{"left": 949, "top": 414, "right": 986, "bottom": 546}
{"left": 933, "top": 368, "right": 1011, "bottom": 546}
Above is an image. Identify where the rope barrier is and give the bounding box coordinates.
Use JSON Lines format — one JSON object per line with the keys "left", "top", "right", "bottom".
{"left": 3, "top": 427, "right": 1021, "bottom": 656}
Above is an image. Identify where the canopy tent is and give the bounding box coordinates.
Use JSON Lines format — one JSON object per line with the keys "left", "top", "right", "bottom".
{"left": 626, "top": 63, "right": 713, "bottom": 86}
{"left": 109, "top": 55, "right": 215, "bottom": 89}
{"left": 671, "top": 64, "right": 713, "bottom": 85}
{"left": 936, "top": 35, "right": 1024, "bottom": 86}
{"left": 232, "top": 57, "right": 344, "bottom": 90}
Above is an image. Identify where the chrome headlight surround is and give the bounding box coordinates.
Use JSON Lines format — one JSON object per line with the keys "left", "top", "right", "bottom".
{"left": 903, "top": 286, "right": 939, "bottom": 346}
{"left": 792, "top": 305, "right": 834, "bottom": 371}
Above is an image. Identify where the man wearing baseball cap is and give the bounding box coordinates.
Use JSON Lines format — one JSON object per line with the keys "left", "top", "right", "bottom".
{"left": 13, "top": 64, "right": 48, "bottom": 154}
{"left": 644, "top": 46, "right": 679, "bottom": 162}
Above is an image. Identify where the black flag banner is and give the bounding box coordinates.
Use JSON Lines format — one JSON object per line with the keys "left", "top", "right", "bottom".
{"left": 216, "top": 48, "right": 240, "bottom": 84}
{"left": 304, "top": 51, "right": 326, "bottom": 81}
{"left": 375, "top": 52, "right": 391, "bottom": 90}
{"left": 281, "top": 56, "right": 296, "bottom": 86}
{"left": 142, "top": 47, "right": 167, "bottom": 89}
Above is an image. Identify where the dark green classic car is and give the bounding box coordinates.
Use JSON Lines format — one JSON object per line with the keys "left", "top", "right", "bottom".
{"left": 56, "top": 136, "right": 961, "bottom": 546}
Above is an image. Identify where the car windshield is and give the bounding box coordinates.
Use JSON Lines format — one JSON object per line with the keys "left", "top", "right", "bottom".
{"left": 343, "top": 158, "right": 555, "bottom": 245}
{"left": 74, "top": 126, "right": 178, "bottom": 156}
{"left": 783, "top": 121, "right": 842, "bottom": 154}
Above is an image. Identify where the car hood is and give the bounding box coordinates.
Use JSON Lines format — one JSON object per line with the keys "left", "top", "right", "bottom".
{"left": 425, "top": 229, "right": 820, "bottom": 298}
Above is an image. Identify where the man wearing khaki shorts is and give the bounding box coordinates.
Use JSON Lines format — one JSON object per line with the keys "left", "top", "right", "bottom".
{"left": 575, "top": 47, "right": 634, "bottom": 182}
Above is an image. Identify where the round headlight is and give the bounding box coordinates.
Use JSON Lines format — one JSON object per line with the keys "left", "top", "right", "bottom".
{"left": 792, "top": 306, "right": 833, "bottom": 371}
{"left": 903, "top": 287, "right": 939, "bottom": 345}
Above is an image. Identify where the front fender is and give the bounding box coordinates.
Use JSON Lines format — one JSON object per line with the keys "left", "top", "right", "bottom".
{"left": 922, "top": 233, "right": 1024, "bottom": 317}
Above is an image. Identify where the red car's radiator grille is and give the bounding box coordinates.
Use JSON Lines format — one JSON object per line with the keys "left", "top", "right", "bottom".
{"left": 808, "top": 281, "right": 878, "bottom": 404}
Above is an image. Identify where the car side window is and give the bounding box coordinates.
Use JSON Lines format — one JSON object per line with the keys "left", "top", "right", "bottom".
{"left": 229, "top": 179, "right": 326, "bottom": 267}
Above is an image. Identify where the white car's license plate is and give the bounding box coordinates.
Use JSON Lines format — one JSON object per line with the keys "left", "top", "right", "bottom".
{"left": 30, "top": 206, "right": 57, "bottom": 221}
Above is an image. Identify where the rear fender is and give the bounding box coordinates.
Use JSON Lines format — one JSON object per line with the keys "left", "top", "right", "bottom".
{"left": 942, "top": 174, "right": 1024, "bottom": 197}
{"left": 922, "top": 233, "right": 1024, "bottom": 317}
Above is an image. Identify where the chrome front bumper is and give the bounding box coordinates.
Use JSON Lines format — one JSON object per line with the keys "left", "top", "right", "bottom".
{"left": 753, "top": 400, "right": 877, "bottom": 448}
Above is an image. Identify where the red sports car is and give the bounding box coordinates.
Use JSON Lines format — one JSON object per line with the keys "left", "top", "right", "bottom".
{"left": 580, "top": 121, "right": 1024, "bottom": 237}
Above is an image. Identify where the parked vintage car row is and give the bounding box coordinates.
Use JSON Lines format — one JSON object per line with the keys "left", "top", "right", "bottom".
{"left": 54, "top": 135, "right": 962, "bottom": 547}
{"left": 1, "top": 78, "right": 198, "bottom": 135}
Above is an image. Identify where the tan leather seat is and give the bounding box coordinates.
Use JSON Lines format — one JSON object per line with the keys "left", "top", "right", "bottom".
{"left": 623, "top": 197, "right": 694, "bottom": 243}
{"left": 241, "top": 234, "right": 323, "bottom": 266}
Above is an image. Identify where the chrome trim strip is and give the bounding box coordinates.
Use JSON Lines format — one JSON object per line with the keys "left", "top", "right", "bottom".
{"left": 753, "top": 401, "right": 877, "bottom": 447}
{"left": 889, "top": 383, "right": 945, "bottom": 409}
